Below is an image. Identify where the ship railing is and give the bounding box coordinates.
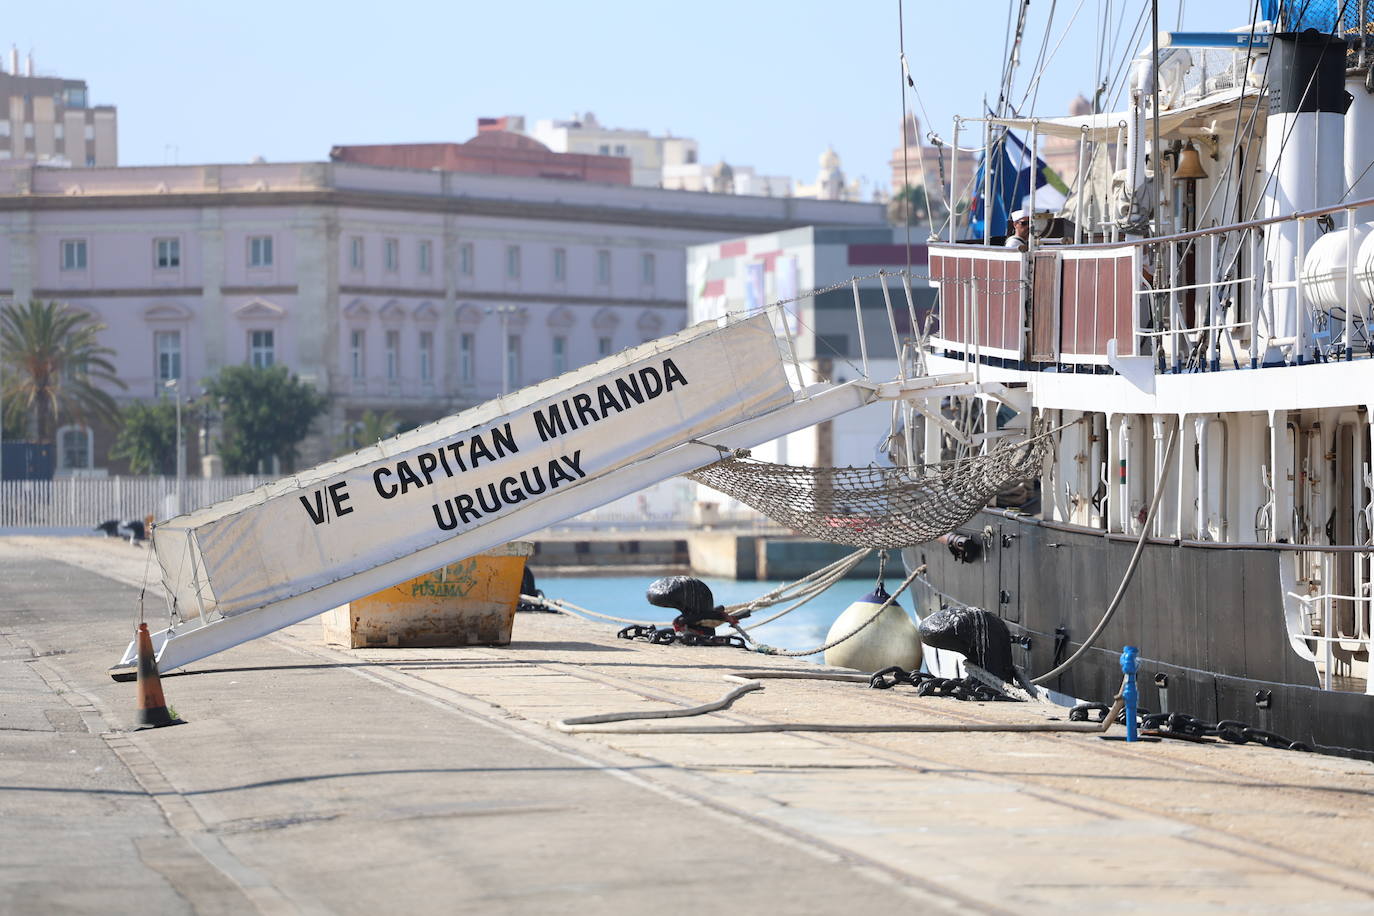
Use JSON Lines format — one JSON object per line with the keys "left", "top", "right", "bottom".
{"left": 1134, "top": 226, "right": 1259, "bottom": 372}
{"left": 926, "top": 193, "right": 1374, "bottom": 373}
{"left": 1285, "top": 585, "right": 1372, "bottom": 692}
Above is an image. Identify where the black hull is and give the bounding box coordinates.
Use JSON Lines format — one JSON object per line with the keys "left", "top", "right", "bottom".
{"left": 903, "top": 509, "right": 1374, "bottom": 760}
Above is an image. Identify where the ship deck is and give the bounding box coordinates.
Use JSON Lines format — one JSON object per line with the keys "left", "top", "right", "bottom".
{"left": 5, "top": 535, "right": 1374, "bottom": 914}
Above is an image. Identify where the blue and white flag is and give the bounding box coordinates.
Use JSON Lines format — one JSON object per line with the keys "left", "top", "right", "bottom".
{"left": 1004, "top": 128, "right": 1070, "bottom": 214}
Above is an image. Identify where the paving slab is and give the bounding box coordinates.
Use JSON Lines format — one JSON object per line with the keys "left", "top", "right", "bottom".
{"left": 3, "top": 535, "right": 1374, "bottom": 914}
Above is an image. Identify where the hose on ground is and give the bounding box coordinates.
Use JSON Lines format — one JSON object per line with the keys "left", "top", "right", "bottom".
{"left": 555, "top": 671, "right": 1127, "bottom": 736}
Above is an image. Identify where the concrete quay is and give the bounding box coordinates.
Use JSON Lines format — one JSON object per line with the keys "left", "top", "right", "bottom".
{"left": 529, "top": 526, "right": 886, "bottom": 580}
{"left": 4, "top": 535, "right": 1374, "bottom": 914}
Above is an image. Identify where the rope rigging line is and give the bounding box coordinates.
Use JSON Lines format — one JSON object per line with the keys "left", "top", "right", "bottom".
{"left": 750, "top": 563, "right": 923, "bottom": 658}
{"left": 1028, "top": 421, "right": 1179, "bottom": 684}
{"left": 516, "top": 547, "right": 872, "bottom": 633}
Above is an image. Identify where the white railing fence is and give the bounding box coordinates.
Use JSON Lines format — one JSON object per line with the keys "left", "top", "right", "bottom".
{"left": 0, "top": 476, "right": 268, "bottom": 529}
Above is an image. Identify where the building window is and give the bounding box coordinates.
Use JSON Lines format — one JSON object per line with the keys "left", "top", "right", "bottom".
{"left": 505, "top": 334, "right": 521, "bottom": 388}
{"left": 641, "top": 252, "right": 655, "bottom": 285}
{"left": 385, "top": 329, "right": 400, "bottom": 380}
{"left": 154, "top": 330, "right": 182, "bottom": 383}
{"left": 552, "top": 335, "right": 567, "bottom": 375}
{"left": 614, "top": 144, "right": 627, "bottom": 156}
{"left": 418, "top": 240, "right": 432, "bottom": 275}
{"left": 598, "top": 144, "right": 610, "bottom": 155}
{"left": 61, "top": 239, "right": 87, "bottom": 271}
{"left": 459, "top": 332, "right": 475, "bottom": 383}
{"left": 598, "top": 335, "right": 613, "bottom": 358}
{"left": 350, "top": 329, "right": 365, "bottom": 379}
{"left": 248, "top": 235, "right": 273, "bottom": 268}
{"left": 419, "top": 330, "right": 433, "bottom": 382}
{"left": 384, "top": 238, "right": 399, "bottom": 273}
{"left": 553, "top": 247, "right": 566, "bottom": 281}
{"left": 505, "top": 245, "right": 520, "bottom": 279}
{"left": 249, "top": 329, "right": 275, "bottom": 368}
{"left": 58, "top": 425, "right": 92, "bottom": 471}
{"left": 349, "top": 236, "right": 364, "bottom": 270}
{"left": 597, "top": 249, "right": 611, "bottom": 284}
{"left": 459, "top": 243, "right": 473, "bottom": 276}
{"left": 154, "top": 238, "right": 180, "bottom": 269}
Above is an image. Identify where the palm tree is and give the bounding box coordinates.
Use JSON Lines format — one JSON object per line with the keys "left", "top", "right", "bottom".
{"left": 0, "top": 299, "right": 124, "bottom": 443}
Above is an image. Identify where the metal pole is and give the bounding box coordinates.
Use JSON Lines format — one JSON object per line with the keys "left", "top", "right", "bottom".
{"left": 1151, "top": 0, "right": 1166, "bottom": 237}
{"left": 1028, "top": 121, "right": 1039, "bottom": 259}
{"left": 851, "top": 279, "right": 871, "bottom": 377}
{"left": 175, "top": 383, "right": 183, "bottom": 514}
{"left": 949, "top": 118, "right": 961, "bottom": 243}
{"left": 1074, "top": 127, "right": 1088, "bottom": 244}
{"left": 879, "top": 272, "right": 905, "bottom": 380}
{"left": 165, "top": 377, "right": 183, "bottom": 514}
{"left": 983, "top": 112, "right": 993, "bottom": 245}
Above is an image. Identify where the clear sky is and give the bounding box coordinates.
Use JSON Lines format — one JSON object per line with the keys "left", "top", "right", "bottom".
{"left": 7, "top": 1, "right": 1244, "bottom": 194}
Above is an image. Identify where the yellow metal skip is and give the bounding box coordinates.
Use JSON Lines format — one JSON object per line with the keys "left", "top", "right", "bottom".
{"left": 323, "top": 542, "right": 533, "bottom": 648}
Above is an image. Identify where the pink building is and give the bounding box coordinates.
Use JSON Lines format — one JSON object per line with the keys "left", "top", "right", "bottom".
{"left": 0, "top": 159, "right": 885, "bottom": 474}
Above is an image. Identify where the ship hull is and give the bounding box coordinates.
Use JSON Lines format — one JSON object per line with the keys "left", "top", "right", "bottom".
{"left": 903, "top": 508, "right": 1374, "bottom": 760}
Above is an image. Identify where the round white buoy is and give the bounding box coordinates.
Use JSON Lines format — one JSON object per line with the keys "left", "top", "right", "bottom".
{"left": 823, "top": 587, "right": 923, "bottom": 673}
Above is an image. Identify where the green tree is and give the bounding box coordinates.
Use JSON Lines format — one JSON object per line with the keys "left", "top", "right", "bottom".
{"left": 203, "top": 364, "right": 328, "bottom": 474}
{"left": 110, "top": 400, "right": 193, "bottom": 475}
{"left": 0, "top": 365, "right": 24, "bottom": 441}
{"left": 341, "top": 408, "right": 401, "bottom": 452}
{"left": 887, "top": 183, "right": 949, "bottom": 227}
{"left": 0, "top": 299, "right": 124, "bottom": 443}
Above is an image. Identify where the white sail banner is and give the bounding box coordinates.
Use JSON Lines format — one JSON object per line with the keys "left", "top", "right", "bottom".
{"left": 156, "top": 315, "right": 793, "bottom": 618}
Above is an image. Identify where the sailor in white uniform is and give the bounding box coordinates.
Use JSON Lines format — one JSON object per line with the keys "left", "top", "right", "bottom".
{"left": 1005, "top": 209, "right": 1030, "bottom": 250}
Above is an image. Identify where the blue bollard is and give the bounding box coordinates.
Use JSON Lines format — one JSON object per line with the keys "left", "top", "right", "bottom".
{"left": 1121, "top": 646, "right": 1139, "bottom": 742}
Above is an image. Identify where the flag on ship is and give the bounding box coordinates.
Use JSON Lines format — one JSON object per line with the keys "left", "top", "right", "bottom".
{"left": 1004, "top": 128, "right": 1071, "bottom": 214}
{"left": 967, "top": 132, "right": 1018, "bottom": 239}
{"left": 968, "top": 127, "right": 1070, "bottom": 238}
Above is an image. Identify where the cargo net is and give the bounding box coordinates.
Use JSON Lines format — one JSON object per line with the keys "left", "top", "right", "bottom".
{"left": 686, "top": 434, "right": 1048, "bottom": 550}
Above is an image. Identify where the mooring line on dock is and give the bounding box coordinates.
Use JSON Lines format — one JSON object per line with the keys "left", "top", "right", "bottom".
{"left": 555, "top": 672, "right": 1126, "bottom": 737}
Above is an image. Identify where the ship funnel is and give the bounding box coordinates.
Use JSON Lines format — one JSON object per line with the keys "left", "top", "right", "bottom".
{"left": 1347, "top": 70, "right": 1374, "bottom": 221}
{"left": 1260, "top": 31, "right": 1348, "bottom": 364}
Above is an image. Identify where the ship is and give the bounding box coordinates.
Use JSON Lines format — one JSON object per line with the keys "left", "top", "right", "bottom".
{"left": 900, "top": 1, "right": 1374, "bottom": 759}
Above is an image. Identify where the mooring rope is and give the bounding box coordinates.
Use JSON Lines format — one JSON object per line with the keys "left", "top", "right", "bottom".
{"left": 555, "top": 672, "right": 1127, "bottom": 736}
{"left": 751, "top": 564, "right": 923, "bottom": 658}
{"left": 519, "top": 547, "right": 871, "bottom": 634}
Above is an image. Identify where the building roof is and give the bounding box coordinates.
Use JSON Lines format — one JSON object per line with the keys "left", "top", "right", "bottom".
{"left": 0, "top": 160, "right": 888, "bottom": 236}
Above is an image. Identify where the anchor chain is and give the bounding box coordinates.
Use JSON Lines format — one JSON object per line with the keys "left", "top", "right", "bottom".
{"left": 867, "top": 666, "right": 1017, "bottom": 702}
{"left": 1066, "top": 703, "right": 1312, "bottom": 752}
{"left": 616, "top": 624, "right": 748, "bottom": 650}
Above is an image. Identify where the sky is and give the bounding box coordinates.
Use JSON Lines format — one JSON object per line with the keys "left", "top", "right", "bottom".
{"left": 7, "top": 1, "right": 1245, "bottom": 194}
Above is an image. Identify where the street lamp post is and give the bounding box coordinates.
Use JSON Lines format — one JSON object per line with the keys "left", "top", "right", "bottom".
{"left": 164, "top": 378, "right": 183, "bottom": 514}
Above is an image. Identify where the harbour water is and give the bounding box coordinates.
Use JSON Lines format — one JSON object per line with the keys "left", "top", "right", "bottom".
{"left": 533, "top": 573, "right": 908, "bottom": 658}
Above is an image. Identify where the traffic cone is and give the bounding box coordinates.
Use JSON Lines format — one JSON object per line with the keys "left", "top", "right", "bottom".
{"left": 134, "top": 623, "right": 180, "bottom": 728}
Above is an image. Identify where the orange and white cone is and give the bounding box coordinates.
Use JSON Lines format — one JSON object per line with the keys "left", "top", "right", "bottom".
{"left": 134, "top": 623, "right": 180, "bottom": 728}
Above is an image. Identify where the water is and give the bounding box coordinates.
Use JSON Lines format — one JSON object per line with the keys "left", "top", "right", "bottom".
{"left": 533, "top": 573, "right": 909, "bottom": 659}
